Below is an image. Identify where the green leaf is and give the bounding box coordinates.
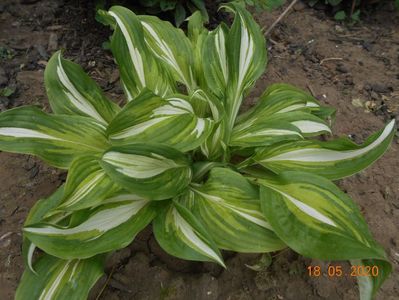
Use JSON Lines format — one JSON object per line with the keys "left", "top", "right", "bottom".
{"left": 153, "top": 201, "right": 225, "bottom": 266}
{"left": 245, "top": 253, "right": 272, "bottom": 271}
{"left": 0, "top": 86, "right": 15, "bottom": 97}
{"left": 139, "top": 14, "right": 197, "bottom": 91}
{"left": 222, "top": 2, "right": 267, "bottom": 130}
{"left": 258, "top": 171, "right": 391, "bottom": 299}
{"left": 254, "top": 120, "right": 396, "bottom": 180}
{"left": 334, "top": 11, "right": 347, "bottom": 21}
{"left": 100, "top": 143, "right": 192, "bottom": 200}
{"left": 160, "top": 0, "right": 176, "bottom": 11}
{"left": 45, "top": 51, "right": 120, "bottom": 125}
{"left": 24, "top": 198, "right": 156, "bottom": 259}
{"left": 107, "top": 90, "right": 214, "bottom": 152}
{"left": 96, "top": 8, "right": 116, "bottom": 28}
{"left": 0, "top": 106, "right": 109, "bottom": 168}
{"left": 190, "top": 0, "right": 209, "bottom": 23}
{"left": 54, "top": 156, "right": 122, "bottom": 211}
{"left": 108, "top": 6, "right": 175, "bottom": 99}
{"left": 16, "top": 254, "right": 104, "bottom": 300}
{"left": 174, "top": 3, "right": 186, "bottom": 27}
{"left": 351, "top": 9, "right": 361, "bottom": 22}
{"left": 182, "top": 168, "right": 286, "bottom": 252}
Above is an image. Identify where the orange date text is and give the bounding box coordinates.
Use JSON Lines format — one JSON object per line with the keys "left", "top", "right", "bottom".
{"left": 307, "top": 265, "right": 379, "bottom": 277}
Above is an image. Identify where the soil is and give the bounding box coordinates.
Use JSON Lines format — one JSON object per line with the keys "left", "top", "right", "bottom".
{"left": 0, "top": 0, "right": 398, "bottom": 299}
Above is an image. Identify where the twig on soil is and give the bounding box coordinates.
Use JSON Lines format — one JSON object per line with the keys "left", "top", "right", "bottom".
{"left": 268, "top": 38, "right": 278, "bottom": 45}
{"left": 271, "top": 248, "right": 290, "bottom": 258}
{"left": 95, "top": 265, "right": 116, "bottom": 300}
{"left": 350, "top": 0, "right": 356, "bottom": 17}
{"left": 319, "top": 57, "right": 343, "bottom": 65}
{"left": 307, "top": 84, "right": 316, "bottom": 97}
{"left": 264, "top": 0, "right": 299, "bottom": 36}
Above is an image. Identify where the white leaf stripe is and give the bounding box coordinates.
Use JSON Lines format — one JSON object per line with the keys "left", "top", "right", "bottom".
{"left": 262, "top": 183, "right": 338, "bottom": 228}
{"left": 103, "top": 151, "right": 184, "bottom": 178}
{"left": 60, "top": 171, "right": 106, "bottom": 208}
{"left": 276, "top": 103, "right": 306, "bottom": 114}
{"left": 24, "top": 200, "right": 148, "bottom": 236}
{"left": 237, "top": 15, "right": 254, "bottom": 90}
{"left": 151, "top": 104, "right": 188, "bottom": 116}
{"left": 236, "top": 129, "right": 302, "bottom": 140}
{"left": 101, "top": 193, "right": 144, "bottom": 205}
{"left": 283, "top": 192, "right": 337, "bottom": 227}
{"left": 55, "top": 54, "right": 106, "bottom": 124}
{"left": 141, "top": 22, "right": 192, "bottom": 87}
{"left": 262, "top": 120, "right": 395, "bottom": 163}
{"left": 109, "top": 116, "right": 171, "bottom": 139}
{"left": 214, "top": 28, "right": 228, "bottom": 82}
{"left": 291, "top": 120, "right": 332, "bottom": 134}
{"left": 194, "top": 119, "right": 206, "bottom": 138}
{"left": 172, "top": 208, "right": 225, "bottom": 266}
{"left": 306, "top": 101, "right": 320, "bottom": 107}
{"left": 0, "top": 125, "right": 105, "bottom": 152}
{"left": 27, "top": 243, "right": 37, "bottom": 274}
{"left": 0, "top": 128, "right": 61, "bottom": 140}
{"left": 109, "top": 11, "right": 146, "bottom": 87}
{"left": 166, "top": 97, "right": 194, "bottom": 113}
{"left": 121, "top": 80, "right": 134, "bottom": 102}
{"left": 38, "top": 260, "right": 74, "bottom": 300}
{"left": 68, "top": 260, "right": 80, "bottom": 282}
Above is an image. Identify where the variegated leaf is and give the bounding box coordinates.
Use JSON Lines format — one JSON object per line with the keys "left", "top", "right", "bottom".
{"left": 258, "top": 171, "right": 391, "bottom": 299}
{"left": 202, "top": 24, "right": 229, "bottom": 99}
{"left": 200, "top": 121, "right": 228, "bottom": 160}
{"left": 254, "top": 120, "right": 395, "bottom": 180}
{"left": 222, "top": 2, "right": 267, "bottom": 130}
{"left": 100, "top": 143, "right": 192, "bottom": 200}
{"left": 231, "top": 111, "right": 331, "bottom": 148}
{"left": 182, "top": 168, "right": 286, "bottom": 252}
{"left": 187, "top": 11, "right": 209, "bottom": 90}
{"left": 286, "top": 112, "right": 332, "bottom": 136}
{"left": 189, "top": 88, "right": 225, "bottom": 121}
{"left": 107, "top": 91, "right": 214, "bottom": 152}
{"left": 353, "top": 259, "right": 392, "bottom": 300}
{"left": 24, "top": 198, "right": 156, "bottom": 259}
{"left": 22, "top": 185, "right": 65, "bottom": 273}
{"left": 108, "top": 6, "right": 175, "bottom": 99}
{"left": 53, "top": 156, "right": 122, "bottom": 212}
{"left": 0, "top": 106, "right": 108, "bottom": 168}
{"left": 16, "top": 254, "right": 104, "bottom": 300}
{"left": 236, "top": 83, "right": 321, "bottom": 125}
{"left": 231, "top": 120, "right": 303, "bottom": 148}
{"left": 45, "top": 51, "right": 120, "bottom": 124}
{"left": 153, "top": 201, "right": 225, "bottom": 266}
{"left": 139, "top": 15, "right": 197, "bottom": 91}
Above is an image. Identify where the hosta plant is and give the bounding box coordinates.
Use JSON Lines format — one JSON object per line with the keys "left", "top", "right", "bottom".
{"left": 2, "top": 3, "right": 394, "bottom": 299}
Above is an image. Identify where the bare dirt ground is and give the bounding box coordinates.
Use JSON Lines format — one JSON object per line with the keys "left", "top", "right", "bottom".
{"left": 0, "top": 0, "right": 398, "bottom": 299}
